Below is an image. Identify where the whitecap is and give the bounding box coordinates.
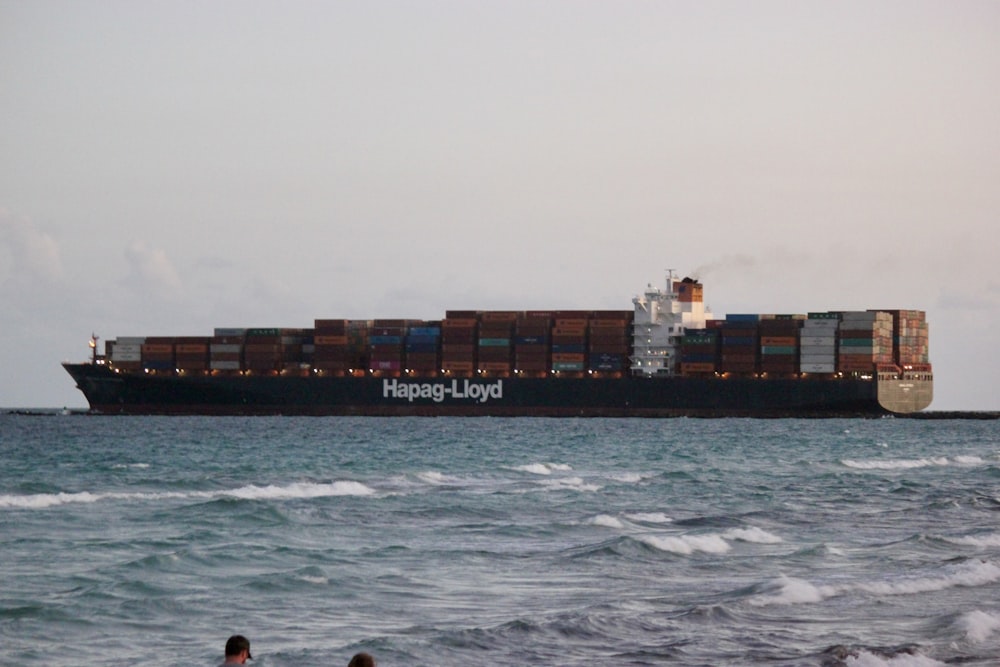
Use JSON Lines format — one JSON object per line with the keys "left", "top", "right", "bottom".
{"left": 540, "top": 476, "right": 601, "bottom": 492}
{"left": 944, "top": 532, "right": 1000, "bottom": 548}
{"left": 722, "top": 526, "right": 783, "bottom": 544}
{"left": 855, "top": 560, "right": 1000, "bottom": 597}
{"left": 512, "top": 462, "right": 573, "bottom": 475}
{"left": 223, "top": 481, "right": 375, "bottom": 500}
{"left": 513, "top": 463, "right": 554, "bottom": 475}
{"left": 610, "top": 472, "right": 643, "bottom": 483}
{"left": 639, "top": 533, "right": 731, "bottom": 555}
{"left": 625, "top": 512, "right": 672, "bottom": 524}
{"left": 750, "top": 575, "right": 836, "bottom": 606}
{"left": 415, "top": 471, "right": 452, "bottom": 485}
{"left": 956, "top": 609, "right": 1000, "bottom": 642}
{"left": 591, "top": 514, "right": 625, "bottom": 529}
{"left": 844, "top": 649, "right": 946, "bottom": 666}
{"left": 841, "top": 458, "right": 949, "bottom": 470}
{"left": 0, "top": 490, "right": 104, "bottom": 509}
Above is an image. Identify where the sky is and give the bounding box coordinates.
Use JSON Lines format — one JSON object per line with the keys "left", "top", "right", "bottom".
{"left": 1, "top": 1, "right": 998, "bottom": 410}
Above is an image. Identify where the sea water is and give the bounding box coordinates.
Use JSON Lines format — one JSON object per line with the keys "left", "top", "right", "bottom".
{"left": 0, "top": 415, "right": 998, "bottom": 666}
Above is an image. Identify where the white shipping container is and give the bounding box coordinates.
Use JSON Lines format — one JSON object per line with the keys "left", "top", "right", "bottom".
{"left": 802, "top": 320, "right": 840, "bottom": 331}
{"left": 116, "top": 337, "right": 146, "bottom": 345}
{"left": 210, "top": 344, "right": 242, "bottom": 354}
{"left": 111, "top": 350, "right": 142, "bottom": 362}
{"left": 801, "top": 363, "right": 836, "bottom": 373}
{"left": 214, "top": 328, "right": 246, "bottom": 337}
{"left": 800, "top": 353, "right": 837, "bottom": 364}
{"left": 800, "top": 336, "right": 836, "bottom": 347}
{"left": 209, "top": 360, "right": 241, "bottom": 370}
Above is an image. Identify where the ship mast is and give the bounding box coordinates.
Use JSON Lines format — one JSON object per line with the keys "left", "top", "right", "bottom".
{"left": 89, "top": 333, "right": 99, "bottom": 365}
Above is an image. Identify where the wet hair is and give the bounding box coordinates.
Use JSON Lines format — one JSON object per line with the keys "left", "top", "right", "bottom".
{"left": 348, "top": 652, "right": 376, "bottom": 667}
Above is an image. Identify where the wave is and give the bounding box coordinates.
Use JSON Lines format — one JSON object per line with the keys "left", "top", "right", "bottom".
{"left": 511, "top": 462, "right": 574, "bottom": 475}
{"left": 750, "top": 559, "right": 1000, "bottom": 606}
{"left": 941, "top": 532, "right": 1000, "bottom": 548}
{"left": 820, "top": 644, "right": 947, "bottom": 667}
{"left": 955, "top": 609, "right": 1000, "bottom": 643}
{"left": 0, "top": 480, "right": 376, "bottom": 510}
{"left": 624, "top": 512, "right": 673, "bottom": 524}
{"left": 841, "top": 456, "right": 985, "bottom": 470}
{"left": 638, "top": 533, "right": 732, "bottom": 555}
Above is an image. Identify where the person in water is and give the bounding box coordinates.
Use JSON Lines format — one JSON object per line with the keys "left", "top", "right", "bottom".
{"left": 348, "top": 652, "right": 376, "bottom": 667}
{"left": 219, "top": 635, "right": 253, "bottom": 665}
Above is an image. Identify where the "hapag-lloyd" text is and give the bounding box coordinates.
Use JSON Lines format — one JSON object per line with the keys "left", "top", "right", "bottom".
{"left": 382, "top": 379, "right": 503, "bottom": 403}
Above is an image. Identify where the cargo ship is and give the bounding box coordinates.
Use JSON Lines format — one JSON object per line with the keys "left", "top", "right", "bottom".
{"left": 63, "top": 274, "right": 933, "bottom": 417}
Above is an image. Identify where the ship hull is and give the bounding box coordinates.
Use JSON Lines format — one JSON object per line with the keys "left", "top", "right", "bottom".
{"left": 63, "top": 363, "right": 929, "bottom": 417}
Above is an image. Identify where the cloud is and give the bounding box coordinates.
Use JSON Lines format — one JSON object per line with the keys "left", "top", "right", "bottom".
{"left": 122, "top": 240, "right": 183, "bottom": 298}
{"left": 0, "top": 211, "right": 65, "bottom": 284}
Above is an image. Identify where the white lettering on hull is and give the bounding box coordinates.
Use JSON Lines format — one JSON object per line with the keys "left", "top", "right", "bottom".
{"left": 382, "top": 379, "right": 504, "bottom": 403}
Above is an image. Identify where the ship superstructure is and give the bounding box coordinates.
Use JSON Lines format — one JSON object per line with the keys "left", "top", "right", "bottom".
{"left": 631, "top": 272, "right": 712, "bottom": 376}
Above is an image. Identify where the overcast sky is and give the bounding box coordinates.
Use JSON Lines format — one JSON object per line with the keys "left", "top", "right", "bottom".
{"left": 2, "top": 1, "right": 998, "bottom": 410}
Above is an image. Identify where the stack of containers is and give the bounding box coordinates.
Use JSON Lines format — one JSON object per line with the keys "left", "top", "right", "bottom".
{"left": 141, "top": 337, "right": 175, "bottom": 372}
{"left": 478, "top": 312, "right": 516, "bottom": 374}
{"left": 279, "top": 329, "right": 308, "bottom": 372}
{"left": 441, "top": 311, "right": 477, "bottom": 375}
{"left": 838, "top": 311, "right": 894, "bottom": 373}
{"left": 313, "top": 319, "right": 350, "bottom": 374}
{"left": 405, "top": 322, "right": 441, "bottom": 375}
{"left": 174, "top": 336, "right": 210, "bottom": 372}
{"left": 551, "top": 312, "right": 588, "bottom": 373}
{"left": 889, "top": 310, "right": 930, "bottom": 370}
{"left": 515, "top": 312, "right": 551, "bottom": 376}
{"left": 679, "top": 329, "right": 719, "bottom": 374}
{"left": 758, "top": 315, "right": 804, "bottom": 375}
{"left": 720, "top": 315, "right": 759, "bottom": 374}
{"left": 210, "top": 328, "right": 244, "bottom": 372}
{"left": 799, "top": 313, "right": 838, "bottom": 373}
{"left": 243, "top": 328, "right": 283, "bottom": 372}
{"left": 109, "top": 337, "right": 144, "bottom": 372}
{"left": 369, "top": 319, "right": 406, "bottom": 374}
{"left": 588, "top": 311, "right": 632, "bottom": 374}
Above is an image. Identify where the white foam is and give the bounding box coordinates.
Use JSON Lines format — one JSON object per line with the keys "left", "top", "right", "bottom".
{"left": 625, "top": 512, "right": 672, "bottom": 524}
{"left": 945, "top": 532, "right": 1000, "bottom": 548}
{"left": 844, "top": 650, "right": 946, "bottom": 667}
{"left": 223, "top": 481, "right": 375, "bottom": 500}
{"left": 750, "top": 575, "right": 835, "bottom": 606}
{"left": 842, "top": 457, "right": 949, "bottom": 470}
{"left": 513, "top": 463, "right": 553, "bottom": 475}
{"left": 111, "top": 463, "right": 150, "bottom": 469}
{"left": 591, "top": 514, "right": 625, "bottom": 529}
{"left": 540, "top": 476, "right": 601, "bottom": 492}
{"left": 722, "top": 527, "right": 783, "bottom": 544}
{"left": 512, "top": 462, "right": 574, "bottom": 476}
{"left": 751, "top": 560, "right": 1000, "bottom": 607}
{"left": 856, "top": 560, "right": 1000, "bottom": 597}
{"left": 610, "top": 472, "right": 643, "bottom": 483}
{"left": 639, "top": 533, "right": 731, "bottom": 555}
{"left": 0, "top": 490, "right": 105, "bottom": 509}
{"left": 415, "top": 471, "right": 453, "bottom": 485}
{"left": 956, "top": 609, "right": 1000, "bottom": 642}
{"left": 0, "top": 480, "right": 375, "bottom": 509}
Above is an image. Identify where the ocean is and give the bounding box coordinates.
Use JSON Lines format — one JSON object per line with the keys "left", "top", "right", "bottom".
{"left": 1, "top": 415, "right": 998, "bottom": 667}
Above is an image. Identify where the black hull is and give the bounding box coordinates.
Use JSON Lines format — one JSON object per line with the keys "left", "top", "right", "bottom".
{"left": 63, "top": 363, "right": 929, "bottom": 417}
